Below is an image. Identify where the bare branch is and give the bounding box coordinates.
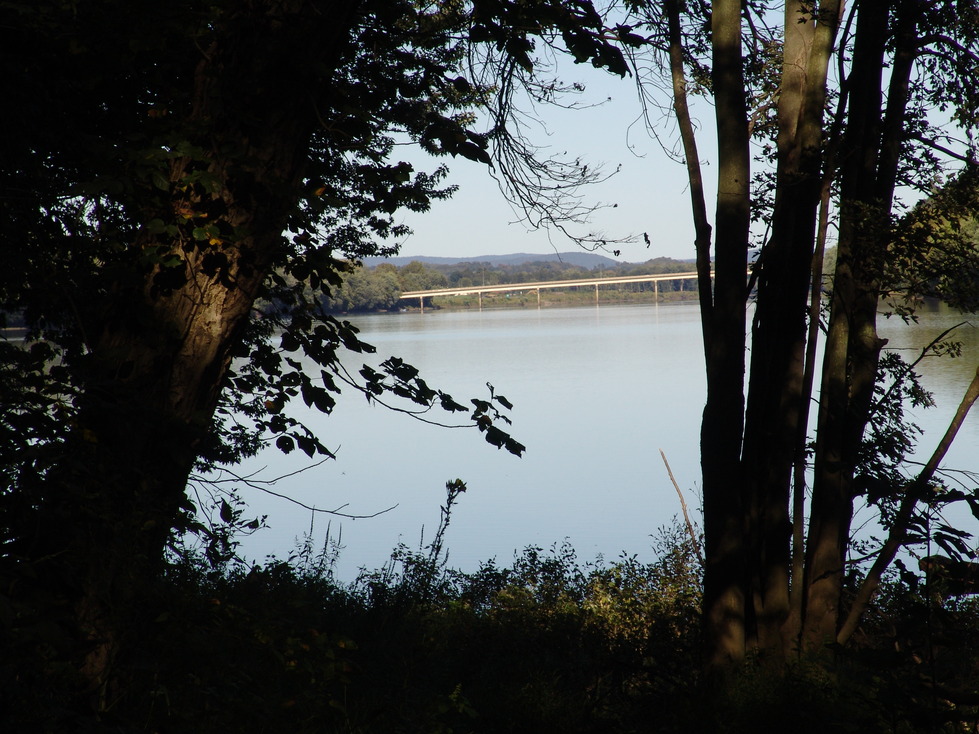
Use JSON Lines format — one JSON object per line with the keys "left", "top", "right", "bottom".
{"left": 194, "top": 462, "right": 399, "bottom": 519}
{"left": 661, "top": 449, "right": 704, "bottom": 566}
{"left": 906, "top": 132, "right": 976, "bottom": 164}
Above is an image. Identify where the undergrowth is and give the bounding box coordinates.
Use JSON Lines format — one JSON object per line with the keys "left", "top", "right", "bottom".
{"left": 5, "top": 483, "right": 979, "bottom": 733}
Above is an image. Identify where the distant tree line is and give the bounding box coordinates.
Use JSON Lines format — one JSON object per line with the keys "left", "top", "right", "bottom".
{"left": 323, "top": 256, "right": 697, "bottom": 312}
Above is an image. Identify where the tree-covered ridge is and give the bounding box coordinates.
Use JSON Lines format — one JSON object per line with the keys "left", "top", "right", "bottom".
{"left": 320, "top": 256, "right": 698, "bottom": 311}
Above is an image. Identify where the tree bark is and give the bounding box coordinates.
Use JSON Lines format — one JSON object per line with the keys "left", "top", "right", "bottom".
{"left": 740, "top": 0, "right": 840, "bottom": 658}
{"left": 701, "top": 0, "right": 750, "bottom": 668}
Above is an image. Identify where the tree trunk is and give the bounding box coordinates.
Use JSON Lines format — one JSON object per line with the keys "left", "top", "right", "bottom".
{"left": 701, "top": 0, "right": 750, "bottom": 668}
{"left": 803, "top": 0, "right": 921, "bottom": 650}
{"left": 740, "top": 1, "right": 840, "bottom": 658}
{"left": 28, "top": 0, "right": 362, "bottom": 705}
{"left": 665, "top": 0, "right": 713, "bottom": 353}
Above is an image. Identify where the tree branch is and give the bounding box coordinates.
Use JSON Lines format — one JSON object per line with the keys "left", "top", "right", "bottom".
{"left": 906, "top": 132, "right": 975, "bottom": 164}
{"left": 661, "top": 448, "right": 704, "bottom": 566}
{"left": 837, "top": 364, "right": 979, "bottom": 646}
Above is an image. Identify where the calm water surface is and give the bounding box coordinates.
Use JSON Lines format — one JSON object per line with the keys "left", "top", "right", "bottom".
{"left": 230, "top": 301, "right": 979, "bottom": 579}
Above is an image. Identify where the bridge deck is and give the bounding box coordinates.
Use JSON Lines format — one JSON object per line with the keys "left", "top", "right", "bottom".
{"left": 400, "top": 270, "right": 704, "bottom": 300}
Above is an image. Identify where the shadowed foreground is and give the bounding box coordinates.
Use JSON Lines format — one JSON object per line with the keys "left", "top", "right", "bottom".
{"left": 4, "top": 520, "right": 979, "bottom": 733}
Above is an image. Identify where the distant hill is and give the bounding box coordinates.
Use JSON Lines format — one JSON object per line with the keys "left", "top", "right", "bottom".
{"left": 362, "top": 251, "right": 629, "bottom": 268}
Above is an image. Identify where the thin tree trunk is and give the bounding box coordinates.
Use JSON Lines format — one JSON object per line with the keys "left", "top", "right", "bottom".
{"left": 665, "top": 0, "right": 713, "bottom": 355}
{"left": 701, "top": 0, "right": 750, "bottom": 668}
{"left": 803, "top": 0, "right": 921, "bottom": 650}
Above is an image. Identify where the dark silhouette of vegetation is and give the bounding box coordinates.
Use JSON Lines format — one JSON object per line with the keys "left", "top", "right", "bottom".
{"left": 6, "top": 0, "right": 979, "bottom": 728}
{"left": 7, "top": 493, "right": 979, "bottom": 732}
{"left": 2, "top": 0, "right": 616, "bottom": 719}
{"left": 613, "top": 0, "right": 979, "bottom": 671}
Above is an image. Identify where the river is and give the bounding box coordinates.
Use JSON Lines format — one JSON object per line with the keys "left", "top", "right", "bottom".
{"left": 226, "top": 301, "right": 979, "bottom": 580}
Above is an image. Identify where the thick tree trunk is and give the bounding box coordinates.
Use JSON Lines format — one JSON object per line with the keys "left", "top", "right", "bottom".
{"left": 786, "top": 3, "right": 855, "bottom": 649}
{"left": 803, "top": 2, "right": 887, "bottom": 650}
{"left": 740, "top": 1, "right": 839, "bottom": 658}
{"left": 27, "top": 0, "right": 362, "bottom": 705}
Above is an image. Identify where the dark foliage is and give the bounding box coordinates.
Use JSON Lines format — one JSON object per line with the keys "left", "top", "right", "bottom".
{"left": 6, "top": 512, "right": 979, "bottom": 733}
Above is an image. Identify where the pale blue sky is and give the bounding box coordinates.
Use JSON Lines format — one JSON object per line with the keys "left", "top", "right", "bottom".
{"left": 394, "top": 62, "right": 713, "bottom": 264}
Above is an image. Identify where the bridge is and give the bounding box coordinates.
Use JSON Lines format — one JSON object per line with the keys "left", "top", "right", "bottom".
{"left": 400, "top": 271, "right": 705, "bottom": 312}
